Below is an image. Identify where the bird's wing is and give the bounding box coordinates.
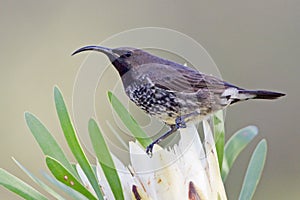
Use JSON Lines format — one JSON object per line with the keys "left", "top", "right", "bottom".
{"left": 139, "top": 63, "right": 233, "bottom": 93}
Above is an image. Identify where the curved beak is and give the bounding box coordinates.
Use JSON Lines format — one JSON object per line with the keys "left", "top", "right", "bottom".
{"left": 71, "top": 45, "right": 118, "bottom": 61}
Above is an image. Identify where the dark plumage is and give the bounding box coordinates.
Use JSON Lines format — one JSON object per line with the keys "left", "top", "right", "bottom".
{"left": 72, "top": 46, "right": 285, "bottom": 156}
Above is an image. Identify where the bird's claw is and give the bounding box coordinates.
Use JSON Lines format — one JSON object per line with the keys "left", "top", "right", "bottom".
{"left": 175, "top": 116, "right": 187, "bottom": 129}
{"left": 146, "top": 143, "right": 154, "bottom": 157}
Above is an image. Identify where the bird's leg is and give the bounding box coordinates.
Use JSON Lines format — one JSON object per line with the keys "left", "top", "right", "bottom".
{"left": 146, "top": 124, "right": 177, "bottom": 157}
{"left": 146, "top": 112, "right": 199, "bottom": 157}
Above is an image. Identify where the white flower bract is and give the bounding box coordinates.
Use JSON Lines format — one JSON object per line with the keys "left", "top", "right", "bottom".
{"left": 78, "top": 120, "right": 227, "bottom": 200}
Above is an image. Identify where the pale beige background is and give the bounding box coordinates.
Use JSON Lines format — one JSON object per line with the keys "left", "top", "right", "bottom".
{"left": 0, "top": 1, "right": 299, "bottom": 199}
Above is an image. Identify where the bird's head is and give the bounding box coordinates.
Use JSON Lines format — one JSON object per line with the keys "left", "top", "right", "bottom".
{"left": 72, "top": 46, "right": 156, "bottom": 77}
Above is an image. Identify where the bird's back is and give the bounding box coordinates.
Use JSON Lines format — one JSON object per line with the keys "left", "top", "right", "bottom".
{"left": 123, "top": 61, "right": 236, "bottom": 125}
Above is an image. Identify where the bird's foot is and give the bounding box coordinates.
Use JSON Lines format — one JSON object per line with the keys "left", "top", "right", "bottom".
{"left": 146, "top": 143, "right": 155, "bottom": 157}
{"left": 175, "top": 116, "right": 187, "bottom": 129}
{"left": 145, "top": 125, "right": 178, "bottom": 157}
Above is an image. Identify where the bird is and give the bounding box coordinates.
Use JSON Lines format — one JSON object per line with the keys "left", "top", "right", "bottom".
{"left": 72, "top": 46, "right": 285, "bottom": 156}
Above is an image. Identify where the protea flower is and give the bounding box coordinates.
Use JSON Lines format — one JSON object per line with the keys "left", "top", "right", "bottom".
{"left": 76, "top": 120, "right": 227, "bottom": 200}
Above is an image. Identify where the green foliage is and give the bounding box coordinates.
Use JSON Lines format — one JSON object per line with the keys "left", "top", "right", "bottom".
{"left": 13, "top": 158, "right": 65, "bottom": 200}
{"left": 42, "top": 171, "right": 89, "bottom": 199}
{"left": 213, "top": 112, "right": 266, "bottom": 198}
{"left": 54, "top": 87, "right": 103, "bottom": 200}
{"left": 238, "top": 140, "right": 267, "bottom": 200}
{"left": 46, "top": 156, "right": 97, "bottom": 200}
{"left": 89, "top": 119, "right": 124, "bottom": 200}
{"left": 222, "top": 126, "right": 258, "bottom": 181}
{"left": 213, "top": 111, "right": 225, "bottom": 172}
{"left": 24, "top": 112, "right": 78, "bottom": 178}
{"left": 0, "top": 168, "right": 47, "bottom": 200}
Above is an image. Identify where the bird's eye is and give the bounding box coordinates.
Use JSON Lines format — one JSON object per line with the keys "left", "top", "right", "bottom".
{"left": 121, "top": 51, "right": 132, "bottom": 58}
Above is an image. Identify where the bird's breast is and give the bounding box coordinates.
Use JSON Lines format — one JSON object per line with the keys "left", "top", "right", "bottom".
{"left": 125, "top": 80, "right": 180, "bottom": 119}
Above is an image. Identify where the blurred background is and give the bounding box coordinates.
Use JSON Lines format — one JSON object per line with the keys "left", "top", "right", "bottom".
{"left": 0, "top": 0, "right": 299, "bottom": 199}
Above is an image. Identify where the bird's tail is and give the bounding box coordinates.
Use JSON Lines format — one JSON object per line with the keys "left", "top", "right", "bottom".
{"left": 239, "top": 90, "right": 286, "bottom": 100}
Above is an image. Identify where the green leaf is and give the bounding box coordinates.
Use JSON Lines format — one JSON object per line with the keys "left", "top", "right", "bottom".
{"left": 108, "top": 91, "right": 152, "bottom": 148}
{"left": 89, "top": 118, "right": 124, "bottom": 200}
{"left": 46, "top": 156, "right": 97, "bottom": 200}
{"left": 222, "top": 126, "right": 258, "bottom": 181}
{"left": 213, "top": 110, "right": 225, "bottom": 171}
{"left": 13, "top": 158, "right": 65, "bottom": 200}
{"left": 54, "top": 86, "right": 104, "bottom": 200}
{"left": 24, "top": 112, "right": 78, "bottom": 178}
{"left": 238, "top": 139, "right": 267, "bottom": 200}
{"left": 42, "top": 171, "right": 88, "bottom": 200}
{"left": 0, "top": 168, "right": 47, "bottom": 200}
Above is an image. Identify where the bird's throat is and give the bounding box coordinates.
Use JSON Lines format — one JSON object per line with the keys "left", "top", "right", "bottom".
{"left": 112, "top": 60, "right": 131, "bottom": 77}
